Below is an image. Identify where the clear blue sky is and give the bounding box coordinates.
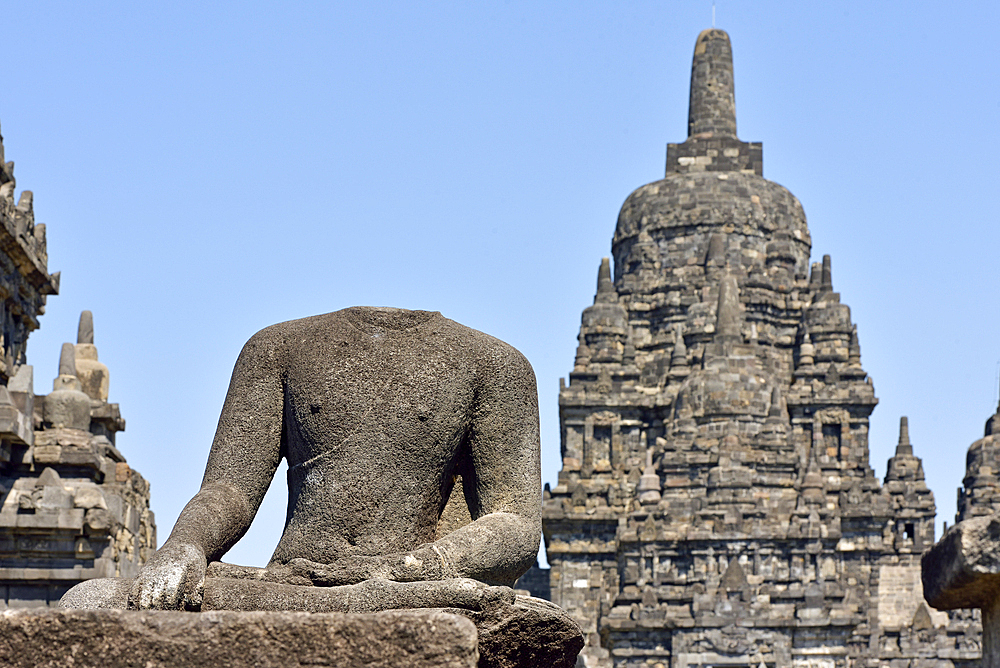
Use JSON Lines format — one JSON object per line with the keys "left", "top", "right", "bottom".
{"left": 2, "top": 1, "right": 997, "bottom": 567}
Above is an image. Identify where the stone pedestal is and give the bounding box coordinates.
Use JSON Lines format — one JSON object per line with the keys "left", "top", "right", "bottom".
{"left": 0, "top": 608, "right": 479, "bottom": 668}
{"left": 923, "top": 512, "right": 1000, "bottom": 666}
{"left": 55, "top": 582, "right": 583, "bottom": 668}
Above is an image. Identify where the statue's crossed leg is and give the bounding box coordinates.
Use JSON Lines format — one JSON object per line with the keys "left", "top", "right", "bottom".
{"left": 61, "top": 561, "right": 515, "bottom": 613}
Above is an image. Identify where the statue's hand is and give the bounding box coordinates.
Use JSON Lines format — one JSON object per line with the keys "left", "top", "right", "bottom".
{"left": 128, "top": 542, "right": 206, "bottom": 610}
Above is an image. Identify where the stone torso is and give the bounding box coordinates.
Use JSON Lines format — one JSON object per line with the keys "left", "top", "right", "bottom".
{"left": 270, "top": 307, "right": 481, "bottom": 565}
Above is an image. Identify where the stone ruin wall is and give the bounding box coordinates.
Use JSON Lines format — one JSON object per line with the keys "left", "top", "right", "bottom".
{"left": 0, "top": 124, "right": 155, "bottom": 608}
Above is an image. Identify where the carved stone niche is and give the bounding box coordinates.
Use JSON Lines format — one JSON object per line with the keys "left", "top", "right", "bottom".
{"left": 811, "top": 409, "right": 851, "bottom": 463}
{"left": 584, "top": 411, "right": 620, "bottom": 474}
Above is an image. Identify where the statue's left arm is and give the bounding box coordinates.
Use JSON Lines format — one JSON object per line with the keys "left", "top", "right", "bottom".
{"left": 423, "top": 340, "right": 542, "bottom": 586}
{"left": 129, "top": 327, "right": 286, "bottom": 609}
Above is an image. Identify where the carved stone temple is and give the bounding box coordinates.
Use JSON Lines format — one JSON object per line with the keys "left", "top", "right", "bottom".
{"left": 540, "top": 29, "right": 982, "bottom": 668}
{"left": 0, "top": 124, "right": 155, "bottom": 608}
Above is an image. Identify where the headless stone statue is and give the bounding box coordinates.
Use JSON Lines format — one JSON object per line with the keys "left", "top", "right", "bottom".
{"left": 63, "top": 307, "right": 542, "bottom": 613}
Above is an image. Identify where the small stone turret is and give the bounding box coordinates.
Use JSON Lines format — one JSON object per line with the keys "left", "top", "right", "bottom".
{"left": 848, "top": 326, "right": 862, "bottom": 368}
{"left": 75, "top": 310, "right": 110, "bottom": 402}
{"left": 43, "top": 343, "right": 91, "bottom": 430}
{"left": 818, "top": 254, "right": 834, "bottom": 297}
{"left": 668, "top": 326, "right": 689, "bottom": 379}
{"left": 797, "top": 331, "right": 815, "bottom": 368}
{"left": 884, "top": 417, "right": 936, "bottom": 551}
{"left": 956, "top": 393, "right": 1000, "bottom": 522}
{"left": 574, "top": 258, "right": 629, "bottom": 368}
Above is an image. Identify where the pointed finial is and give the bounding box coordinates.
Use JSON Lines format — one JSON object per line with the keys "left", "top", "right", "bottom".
{"left": 809, "top": 262, "right": 822, "bottom": 290}
{"left": 848, "top": 325, "right": 861, "bottom": 367}
{"left": 595, "top": 257, "right": 617, "bottom": 303}
{"left": 715, "top": 273, "right": 741, "bottom": 343}
{"left": 821, "top": 254, "right": 833, "bottom": 292}
{"left": 986, "top": 387, "right": 1000, "bottom": 436}
{"left": 77, "top": 310, "right": 94, "bottom": 345}
{"left": 58, "top": 343, "right": 77, "bottom": 377}
{"left": 896, "top": 416, "right": 913, "bottom": 456}
{"left": 688, "top": 29, "right": 737, "bottom": 138}
{"left": 671, "top": 326, "right": 689, "bottom": 366}
{"left": 597, "top": 256, "right": 611, "bottom": 285}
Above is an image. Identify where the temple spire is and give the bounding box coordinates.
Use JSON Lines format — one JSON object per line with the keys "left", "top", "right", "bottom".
{"left": 77, "top": 310, "right": 94, "bottom": 345}
{"left": 896, "top": 416, "right": 913, "bottom": 456}
{"left": 688, "top": 29, "right": 737, "bottom": 138}
{"left": 595, "top": 257, "right": 617, "bottom": 303}
{"left": 821, "top": 254, "right": 833, "bottom": 292}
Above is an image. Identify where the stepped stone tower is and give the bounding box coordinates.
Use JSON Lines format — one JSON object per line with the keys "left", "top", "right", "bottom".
{"left": 542, "top": 30, "right": 980, "bottom": 667}
{"left": 955, "top": 396, "right": 1000, "bottom": 523}
{"left": 0, "top": 125, "right": 155, "bottom": 608}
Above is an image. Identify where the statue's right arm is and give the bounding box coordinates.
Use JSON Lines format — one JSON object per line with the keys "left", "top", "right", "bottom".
{"left": 129, "top": 329, "right": 285, "bottom": 610}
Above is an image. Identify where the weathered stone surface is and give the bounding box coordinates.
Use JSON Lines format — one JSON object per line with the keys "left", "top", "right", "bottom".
{"left": 0, "top": 608, "right": 479, "bottom": 668}
{"left": 62, "top": 581, "right": 583, "bottom": 667}
{"left": 924, "top": 513, "right": 1000, "bottom": 610}
{"left": 448, "top": 595, "right": 584, "bottom": 668}
{"left": 63, "top": 574, "right": 519, "bottom": 614}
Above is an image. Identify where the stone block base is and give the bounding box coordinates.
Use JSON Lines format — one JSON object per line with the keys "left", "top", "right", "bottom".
{"left": 0, "top": 608, "right": 478, "bottom": 668}
{"left": 450, "top": 595, "right": 585, "bottom": 668}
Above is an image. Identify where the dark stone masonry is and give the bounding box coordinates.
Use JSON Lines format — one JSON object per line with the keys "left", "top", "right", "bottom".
{"left": 540, "top": 29, "right": 983, "bottom": 668}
